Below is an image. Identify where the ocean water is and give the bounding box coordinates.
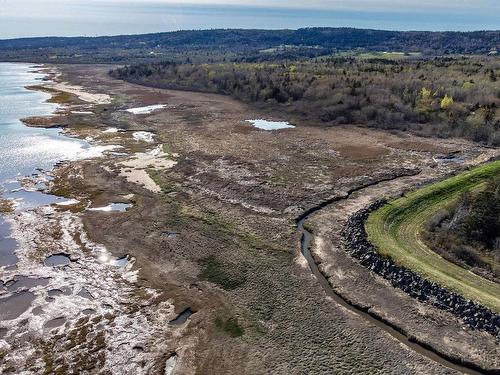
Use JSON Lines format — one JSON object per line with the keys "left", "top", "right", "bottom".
{"left": 0, "top": 63, "right": 93, "bottom": 192}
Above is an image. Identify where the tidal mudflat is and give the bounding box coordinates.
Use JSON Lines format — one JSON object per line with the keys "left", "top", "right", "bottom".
{"left": 0, "top": 64, "right": 181, "bottom": 374}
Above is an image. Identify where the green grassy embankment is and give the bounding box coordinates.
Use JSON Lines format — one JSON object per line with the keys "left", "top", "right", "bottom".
{"left": 366, "top": 160, "right": 500, "bottom": 312}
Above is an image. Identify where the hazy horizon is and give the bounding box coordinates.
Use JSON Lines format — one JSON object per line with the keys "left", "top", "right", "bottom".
{"left": 0, "top": 1, "right": 499, "bottom": 39}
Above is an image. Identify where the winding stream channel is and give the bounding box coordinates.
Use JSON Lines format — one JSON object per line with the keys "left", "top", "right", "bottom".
{"left": 296, "top": 179, "right": 485, "bottom": 375}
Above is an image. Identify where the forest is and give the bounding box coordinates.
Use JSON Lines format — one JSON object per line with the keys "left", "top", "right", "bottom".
{"left": 0, "top": 28, "right": 498, "bottom": 63}
{"left": 425, "top": 176, "right": 500, "bottom": 282}
{"left": 111, "top": 56, "right": 500, "bottom": 144}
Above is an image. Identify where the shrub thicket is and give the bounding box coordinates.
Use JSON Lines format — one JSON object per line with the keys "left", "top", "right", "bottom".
{"left": 425, "top": 176, "right": 500, "bottom": 280}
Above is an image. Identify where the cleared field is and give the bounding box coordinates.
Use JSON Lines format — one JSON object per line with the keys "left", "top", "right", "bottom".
{"left": 335, "top": 50, "right": 422, "bottom": 59}
{"left": 366, "top": 160, "right": 500, "bottom": 312}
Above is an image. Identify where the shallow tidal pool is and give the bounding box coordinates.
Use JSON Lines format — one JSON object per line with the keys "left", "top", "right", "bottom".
{"left": 246, "top": 119, "right": 295, "bottom": 130}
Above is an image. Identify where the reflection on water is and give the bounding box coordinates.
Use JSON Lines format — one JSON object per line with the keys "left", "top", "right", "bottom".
{"left": 0, "top": 63, "right": 80, "bottom": 183}
{"left": 3, "top": 189, "right": 66, "bottom": 211}
{"left": 7, "top": 276, "right": 50, "bottom": 292}
{"left": 246, "top": 119, "right": 295, "bottom": 130}
{"left": 113, "top": 255, "right": 129, "bottom": 268}
{"left": 0, "top": 218, "right": 18, "bottom": 267}
{"left": 168, "top": 308, "right": 194, "bottom": 325}
{"left": 44, "top": 254, "right": 71, "bottom": 267}
{"left": 43, "top": 317, "right": 66, "bottom": 330}
{"left": 0, "top": 62, "right": 100, "bottom": 213}
{"left": 0, "top": 291, "right": 35, "bottom": 320}
{"left": 88, "top": 203, "right": 133, "bottom": 212}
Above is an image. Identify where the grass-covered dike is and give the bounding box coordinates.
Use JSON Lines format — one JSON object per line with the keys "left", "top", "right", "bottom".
{"left": 366, "top": 160, "right": 500, "bottom": 312}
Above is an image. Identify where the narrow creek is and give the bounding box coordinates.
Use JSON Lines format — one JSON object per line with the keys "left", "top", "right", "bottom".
{"left": 296, "top": 179, "right": 485, "bottom": 375}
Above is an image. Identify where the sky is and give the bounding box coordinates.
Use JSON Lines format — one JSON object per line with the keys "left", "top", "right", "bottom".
{"left": 0, "top": 0, "right": 498, "bottom": 39}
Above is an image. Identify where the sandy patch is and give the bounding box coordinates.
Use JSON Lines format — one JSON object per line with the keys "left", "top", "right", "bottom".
{"left": 46, "top": 82, "right": 111, "bottom": 104}
{"left": 119, "top": 145, "right": 177, "bottom": 193}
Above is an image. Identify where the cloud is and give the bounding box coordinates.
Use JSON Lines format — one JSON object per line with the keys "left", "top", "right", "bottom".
{"left": 1, "top": 0, "right": 496, "bottom": 19}
{"left": 84, "top": 0, "right": 497, "bottom": 13}
{"left": 0, "top": 0, "right": 497, "bottom": 38}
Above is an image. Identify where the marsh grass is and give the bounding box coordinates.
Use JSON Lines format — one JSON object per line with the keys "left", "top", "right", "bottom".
{"left": 0, "top": 199, "right": 14, "bottom": 213}
{"left": 215, "top": 317, "right": 244, "bottom": 337}
{"left": 198, "top": 255, "right": 246, "bottom": 290}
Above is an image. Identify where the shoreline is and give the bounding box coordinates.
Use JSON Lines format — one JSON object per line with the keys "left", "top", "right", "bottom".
{"left": 1, "top": 62, "right": 498, "bottom": 373}
{"left": 0, "top": 64, "right": 182, "bottom": 374}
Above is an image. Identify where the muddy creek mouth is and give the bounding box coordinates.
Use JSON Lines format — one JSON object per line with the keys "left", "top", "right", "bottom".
{"left": 297, "top": 201, "right": 483, "bottom": 375}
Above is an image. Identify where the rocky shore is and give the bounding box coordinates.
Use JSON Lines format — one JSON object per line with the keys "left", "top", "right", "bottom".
{"left": 342, "top": 200, "right": 500, "bottom": 339}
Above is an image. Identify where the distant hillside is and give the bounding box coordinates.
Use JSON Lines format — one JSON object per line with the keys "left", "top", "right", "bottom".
{"left": 0, "top": 28, "right": 498, "bottom": 63}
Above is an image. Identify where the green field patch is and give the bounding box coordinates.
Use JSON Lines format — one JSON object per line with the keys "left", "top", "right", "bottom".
{"left": 198, "top": 255, "right": 246, "bottom": 290}
{"left": 215, "top": 317, "right": 244, "bottom": 337}
{"left": 366, "top": 160, "right": 500, "bottom": 312}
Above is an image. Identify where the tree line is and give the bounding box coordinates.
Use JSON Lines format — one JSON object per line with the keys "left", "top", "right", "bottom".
{"left": 111, "top": 56, "right": 500, "bottom": 144}
{"left": 0, "top": 28, "right": 498, "bottom": 63}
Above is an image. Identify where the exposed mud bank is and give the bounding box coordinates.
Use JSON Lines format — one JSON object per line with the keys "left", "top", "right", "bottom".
{"left": 342, "top": 201, "right": 500, "bottom": 339}
{"left": 295, "top": 168, "right": 421, "bottom": 223}
{"left": 0, "top": 65, "right": 192, "bottom": 374}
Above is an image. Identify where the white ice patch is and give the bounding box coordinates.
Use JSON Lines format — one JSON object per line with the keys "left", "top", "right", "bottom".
{"left": 164, "top": 354, "right": 177, "bottom": 375}
{"left": 71, "top": 111, "right": 93, "bottom": 115}
{"left": 55, "top": 199, "right": 80, "bottom": 206}
{"left": 88, "top": 203, "right": 132, "bottom": 212}
{"left": 103, "top": 127, "right": 119, "bottom": 133}
{"left": 125, "top": 104, "right": 166, "bottom": 115}
{"left": 45, "top": 82, "right": 111, "bottom": 104}
{"left": 246, "top": 119, "right": 295, "bottom": 130}
{"left": 15, "top": 135, "right": 122, "bottom": 163}
{"left": 133, "top": 131, "right": 155, "bottom": 143}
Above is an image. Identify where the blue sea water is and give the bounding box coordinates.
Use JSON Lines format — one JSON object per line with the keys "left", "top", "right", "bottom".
{"left": 0, "top": 63, "right": 99, "bottom": 211}
{"left": 0, "top": 63, "right": 90, "bottom": 187}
